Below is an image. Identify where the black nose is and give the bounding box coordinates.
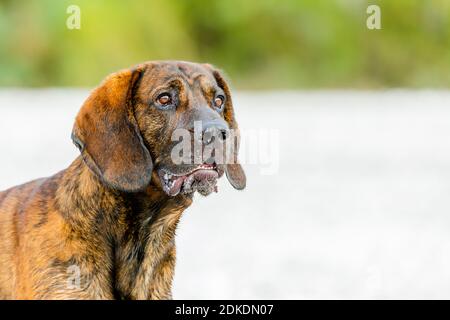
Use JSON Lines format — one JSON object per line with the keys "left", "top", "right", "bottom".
{"left": 202, "top": 121, "right": 229, "bottom": 145}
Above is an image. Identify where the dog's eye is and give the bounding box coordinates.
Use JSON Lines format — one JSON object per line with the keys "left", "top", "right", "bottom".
{"left": 157, "top": 93, "right": 172, "bottom": 105}
{"left": 214, "top": 95, "right": 225, "bottom": 110}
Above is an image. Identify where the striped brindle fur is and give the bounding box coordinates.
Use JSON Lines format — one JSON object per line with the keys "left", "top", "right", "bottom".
{"left": 0, "top": 61, "right": 246, "bottom": 299}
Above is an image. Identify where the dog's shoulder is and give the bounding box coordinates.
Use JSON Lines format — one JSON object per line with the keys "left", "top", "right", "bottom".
{"left": 0, "top": 171, "right": 65, "bottom": 226}
{"left": 0, "top": 178, "right": 44, "bottom": 211}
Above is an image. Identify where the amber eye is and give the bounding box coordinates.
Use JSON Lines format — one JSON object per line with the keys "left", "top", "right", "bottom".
{"left": 214, "top": 95, "right": 224, "bottom": 109}
{"left": 157, "top": 93, "right": 172, "bottom": 105}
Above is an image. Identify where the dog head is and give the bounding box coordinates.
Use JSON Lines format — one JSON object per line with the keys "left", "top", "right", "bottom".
{"left": 72, "top": 61, "right": 246, "bottom": 196}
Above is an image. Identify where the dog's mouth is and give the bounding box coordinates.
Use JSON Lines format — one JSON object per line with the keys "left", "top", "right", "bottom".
{"left": 158, "top": 163, "right": 221, "bottom": 197}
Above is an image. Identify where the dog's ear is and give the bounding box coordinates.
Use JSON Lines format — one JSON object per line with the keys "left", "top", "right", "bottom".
{"left": 205, "top": 64, "right": 246, "bottom": 190}
{"left": 71, "top": 66, "right": 153, "bottom": 192}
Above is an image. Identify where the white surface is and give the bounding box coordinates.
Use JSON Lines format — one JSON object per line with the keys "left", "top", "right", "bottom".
{"left": 1, "top": 89, "right": 450, "bottom": 299}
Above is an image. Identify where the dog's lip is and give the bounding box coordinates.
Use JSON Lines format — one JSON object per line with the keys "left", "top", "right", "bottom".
{"left": 161, "top": 163, "right": 216, "bottom": 177}
{"left": 158, "top": 164, "right": 219, "bottom": 196}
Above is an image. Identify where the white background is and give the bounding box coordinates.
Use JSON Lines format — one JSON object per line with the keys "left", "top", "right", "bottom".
{"left": 1, "top": 90, "right": 450, "bottom": 299}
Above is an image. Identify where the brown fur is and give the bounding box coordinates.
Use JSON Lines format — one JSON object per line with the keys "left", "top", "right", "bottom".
{"left": 0, "top": 61, "right": 245, "bottom": 299}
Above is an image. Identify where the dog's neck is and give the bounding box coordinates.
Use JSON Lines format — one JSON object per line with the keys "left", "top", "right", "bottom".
{"left": 56, "top": 157, "right": 193, "bottom": 299}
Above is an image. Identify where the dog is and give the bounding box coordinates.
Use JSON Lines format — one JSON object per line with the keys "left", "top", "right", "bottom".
{"left": 0, "top": 61, "right": 246, "bottom": 299}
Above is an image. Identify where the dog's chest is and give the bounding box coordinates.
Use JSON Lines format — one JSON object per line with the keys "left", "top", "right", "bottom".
{"left": 113, "top": 205, "right": 183, "bottom": 300}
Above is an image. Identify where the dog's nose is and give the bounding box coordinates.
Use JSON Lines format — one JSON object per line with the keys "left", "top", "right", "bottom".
{"left": 202, "top": 121, "right": 229, "bottom": 145}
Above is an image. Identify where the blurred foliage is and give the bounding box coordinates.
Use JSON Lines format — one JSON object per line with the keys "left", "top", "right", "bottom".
{"left": 0, "top": 0, "right": 449, "bottom": 89}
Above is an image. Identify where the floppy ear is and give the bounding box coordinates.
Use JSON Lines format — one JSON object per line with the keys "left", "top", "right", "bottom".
{"left": 71, "top": 66, "right": 153, "bottom": 192}
{"left": 206, "top": 65, "right": 246, "bottom": 190}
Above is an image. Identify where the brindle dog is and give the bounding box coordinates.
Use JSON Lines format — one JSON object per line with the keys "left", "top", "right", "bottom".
{"left": 0, "top": 61, "right": 246, "bottom": 300}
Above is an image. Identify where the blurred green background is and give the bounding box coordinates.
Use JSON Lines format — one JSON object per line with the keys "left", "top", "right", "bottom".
{"left": 0, "top": 0, "right": 449, "bottom": 89}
